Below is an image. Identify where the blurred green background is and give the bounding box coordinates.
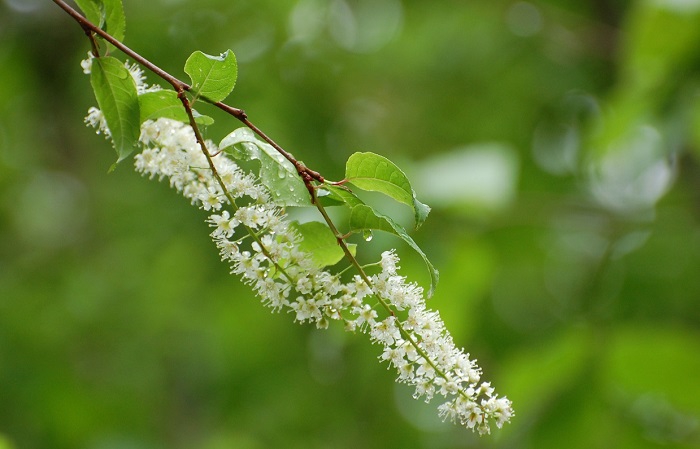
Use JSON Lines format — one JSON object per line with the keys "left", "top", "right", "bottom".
{"left": 2, "top": 0, "right": 700, "bottom": 448}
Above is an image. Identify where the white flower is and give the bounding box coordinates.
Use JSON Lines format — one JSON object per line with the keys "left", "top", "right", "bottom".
{"left": 84, "top": 107, "right": 110, "bottom": 137}
{"left": 208, "top": 210, "right": 238, "bottom": 238}
{"left": 380, "top": 250, "right": 400, "bottom": 274}
{"left": 139, "top": 120, "right": 160, "bottom": 145}
{"left": 125, "top": 61, "right": 161, "bottom": 94}
{"left": 478, "top": 382, "right": 495, "bottom": 398}
{"left": 465, "top": 403, "right": 484, "bottom": 429}
{"left": 370, "top": 316, "right": 401, "bottom": 346}
{"left": 413, "top": 378, "right": 435, "bottom": 402}
{"left": 353, "top": 303, "right": 378, "bottom": 330}
{"left": 380, "top": 345, "right": 406, "bottom": 368}
{"left": 80, "top": 51, "right": 94, "bottom": 74}
{"left": 353, "top": 275, "right": 372, "bottom": 300}
{"left": 199, "top": 186, "right": 224, "bottom": 211}
{"left": 416, "top": 357, "right": 436, "bottom": 380}
{"left": 214, "top": 237, "right": 240, "bottom": 261}
{"left": 397, "top": 361, "right": 414, "bottom": 381}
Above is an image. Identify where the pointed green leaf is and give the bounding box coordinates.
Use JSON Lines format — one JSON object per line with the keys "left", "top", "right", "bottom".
{"left": 290, "top": 221, "right": 356, "bottom": 268}
{"left": 184, "top": 50, "right": 237, "bottom": 103}
{"left": 323, "top": 184, "right": 364, "bottom": 208}
{"left": 219, "top": 128, "right": 311, "bottom": 207}
{"left": 74, "top": 0, "right": 101, "bottom": 25}
{"left": 324, "top": 185, "right": 439, "bottom": 297}
{"left": 139, "top": 90, "right": 214, "bottom": 126}
{"left": 314, "top": 188, "right": 347, "bottom": 207}
{"left": 90, "top": 56, "right": 140, "bottom": 162}
{"left": 100, "top": 0, "right": 126, "bottom": 43}
{"left": 74, "top": 0, "right": 126, "bottom": 44}
{"left": 345, "top": 152, "right": 431, "bottom": 228}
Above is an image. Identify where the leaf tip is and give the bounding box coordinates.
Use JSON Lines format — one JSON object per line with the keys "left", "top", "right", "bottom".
{"left": 427, "top": 267, "right": 439, "bottom": 298}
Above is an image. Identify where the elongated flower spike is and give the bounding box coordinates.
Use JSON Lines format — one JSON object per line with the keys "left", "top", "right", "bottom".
{"left": 92, "top": 109, "right": 513, "bottom": 433}
{"left": 68, "top": 0, "right": 514, "bottom": 431}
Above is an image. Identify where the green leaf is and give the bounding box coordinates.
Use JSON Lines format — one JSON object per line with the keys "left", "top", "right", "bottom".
{"left": 219, "top": 128, "right": 311, "bottom": 207}
{"left": 290, "top": 221, "right": 356, "bottom": 268}
{"left": 314, "top": 188, "right": 347, "bottom": 207}
{"left": 138, "top": 90, "right": 214, "bottom": 126}
{"left": 345, "top": 152, "right": 431, "bottom": 228}
{"left": 322, "top": 185, "right": 365, "bottom": 208}
{"left": 90, "top": 56, "right": 140, "bottom": 162}
{"left": 74, "top": 0, "right": 101, "bottom": 25}
{"left": 100, "top": 0, "right": 126, "bottom": 43}
{"left": 184, "top": 50, "right": 237, "bottom": 103}
{"left": 74, "top": 0, "right": 126, "bottom": 43}
{"left": 325, "top": 185, "right": 438, "bottom": 296}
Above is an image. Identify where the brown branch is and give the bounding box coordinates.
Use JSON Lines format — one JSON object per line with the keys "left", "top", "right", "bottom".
{"left": 51, "top": 0, "right": 323, "bottom": 184}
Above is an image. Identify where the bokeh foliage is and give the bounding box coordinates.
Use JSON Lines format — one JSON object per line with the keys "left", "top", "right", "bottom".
{"left": 1, "top": 0, "right": 700, "bottom": 448}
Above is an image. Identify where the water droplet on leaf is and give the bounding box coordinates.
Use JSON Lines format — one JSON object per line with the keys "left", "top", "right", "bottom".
{"left": 363, "top": 230, "right": 373, "bottom": 242}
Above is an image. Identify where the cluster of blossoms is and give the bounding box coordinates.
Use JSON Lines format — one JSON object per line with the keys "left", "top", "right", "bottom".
{"left": 83, "top": 57, "right": 513, "bottom": 434}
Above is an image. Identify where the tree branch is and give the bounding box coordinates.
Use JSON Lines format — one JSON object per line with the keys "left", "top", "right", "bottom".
{"left": 51, "top": 0, "right": 323, "bottom": 184}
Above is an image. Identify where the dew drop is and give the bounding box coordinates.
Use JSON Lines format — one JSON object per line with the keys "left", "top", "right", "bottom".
{"left": 363, "top": 230, "right": 373, "bottom": 242}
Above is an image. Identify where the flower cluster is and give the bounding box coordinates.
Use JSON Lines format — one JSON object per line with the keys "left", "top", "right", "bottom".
{"left": 123, "top": 116, "right": 513, "bottom": 434}
{"left": 81, "top": 53, "right": 512, "bottom": 435}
